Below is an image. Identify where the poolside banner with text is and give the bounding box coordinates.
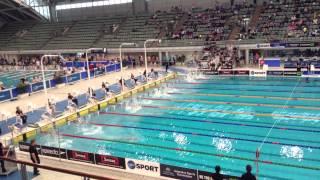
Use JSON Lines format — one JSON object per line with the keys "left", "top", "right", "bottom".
{"left": 67, "top": 150, "right": 95, "bottom": 164}
{"left": 234, "top": 70, "right": 249, "bottom": 75}
{"left": 18, "top": 142, "right": 244, "bottom": 180}
{"left": 0, "top": 89, "right": 11, "bottom": 102}
{"left": 40, "top": 145, "right": 67, "bottom": 159}
{"left": 218, "top": 70, "right": 233, "bottom": 75}
{"left": 18, "top": 142, "right": 30, "bottom": 152}
{"left": 125, "top": 158, "right": 160, "bottom": 177}
{"left": 95, "top": 154, "right": 126, "bottom": 169}
{"left": 267, "top": 71, "right": 284, "bottom": 76}
{"left": 249, "top": 70, "right": 267, "bottom": 77}
{"left": 160, "top": 164, "right": 197, "bottom": 180}
{"left": 66, "top": 73, "right": 81, "bottom": 83}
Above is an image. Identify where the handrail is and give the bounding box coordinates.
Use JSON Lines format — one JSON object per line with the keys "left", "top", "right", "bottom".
{"left": 0, "top": 157, "right": 115, "bottom": 180}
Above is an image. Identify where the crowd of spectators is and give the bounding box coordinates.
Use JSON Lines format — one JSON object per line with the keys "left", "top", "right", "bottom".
{"left": 244, "top": 0, "right": 320, "bottom": 40}
{"left": 169, "top": 3, "right": 254, "bottom": 42}
{"left": 0, "top": 56, "right": 62, "bottom": 68}
{"left": 202, "top": 45, "right": 241, "bottom": 70}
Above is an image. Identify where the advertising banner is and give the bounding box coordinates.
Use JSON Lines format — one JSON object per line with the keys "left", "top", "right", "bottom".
{"left": 125, "top": 158, "right": 160, "bottom": 177}
{"left": 160, "top": 164, "right": 197, "bottom": 180}
{"left": 95, "top": 154, "right": 126, "bottom": 169}
{"left": 94, "top": 68, "right": 106, "bottom": 76}
{"left": 286, "top": 42, "right": 316, "bottom": 48}
{"left": 67, "top": 150, "right": 95, "bottom": 164}
{"left": 40, "top": 145, "right": 67, "bottom": 159}
{"left": 267, "top": 71, "right": 284, "bottom": 76}
{"left": 66, "top": 73, "right": 81, "bottom": 83}
{"left": 31, "top": 81, "right": 51, "bottom": 93}
{"left": 218, "top": 70, "right": 233, "bottom": 75}
{"left": 19, "top": 142, "right": 30, "bottom": 152}
{"left": 0, "top": 89, "right": 12, "bottom": 102}
{"left": 249, "top": 70, "right": 267, "bottom": 77}
{"left": 256, "top": 43, "right": 271, "bottom": 49}
{"left": 234, "top": 70, "right": 249, "bottom": 75}
{"left": 283, "top": 71, "right": 301, "bottom": 76}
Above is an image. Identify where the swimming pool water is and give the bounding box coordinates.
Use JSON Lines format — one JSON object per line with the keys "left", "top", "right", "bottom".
{"left": 34, "top": 75, "right": 320, "bottom": 179}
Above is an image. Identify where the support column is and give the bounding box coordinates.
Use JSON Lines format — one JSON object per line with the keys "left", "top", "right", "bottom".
{"left": 49, "top": 1, "right": 57, "bottom": 22}
{"left": 245, "top": 49, "right": 250, "bottom": 65}
{"left": 159, "top": 51, "right": 162, "bottom": 66}
{"left": 165, "top": 52, "right": 169, "bottom": 63}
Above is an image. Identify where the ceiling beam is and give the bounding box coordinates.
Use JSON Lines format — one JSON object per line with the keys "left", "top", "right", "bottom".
{"left": 0, "top": 11, "right": 22, "bottom": 21}
{"left": 0, "top": 0, "right": 46, "bottom": 21}
{"left": 0, "top": 7, "right": 30, "bottom": 13}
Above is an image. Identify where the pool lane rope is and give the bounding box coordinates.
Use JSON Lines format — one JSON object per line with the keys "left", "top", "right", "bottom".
{"left": 167, "top": 92, "right": 320, "bottom": 102}
{"left": 257, "top": 77, "right": 302, "bottom": 179}
{"left": 140, "top": 105, "right": 320, "bottom": 121}
{"left": 141, "top": 97, "right": 320, "bottom": 111}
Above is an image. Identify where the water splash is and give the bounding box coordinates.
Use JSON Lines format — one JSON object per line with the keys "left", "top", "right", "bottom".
{"left": 212, "top": 138, "right": 233, "bottom": 153}
{"left": 280, "top": 146, "right": 304, "bottom": 161}
{"left": 81, "top": 126, "right": 103, "bottom": 136}
{"left": 96, "top": 144, "right": 111, "bottom": 155}
{"left": 124, "top": 99, "right": 142, "bottom": 113}
{"left": 173, "top": 133, "right": 188, "bottom": 145}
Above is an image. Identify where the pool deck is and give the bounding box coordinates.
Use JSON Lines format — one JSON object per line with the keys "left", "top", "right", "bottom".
{"left": 16, "top": 151, "right": 171, "bottom": 180}
{"left": 0, "top": 66, "right": 167, "bottom": 144}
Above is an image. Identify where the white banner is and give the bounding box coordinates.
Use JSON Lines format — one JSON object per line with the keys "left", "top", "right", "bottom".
{"left": 249, "top": 70, "right": 267, "bottom": 77}
{"left": 125, "top": 158, "right": 160, "bottom": 177}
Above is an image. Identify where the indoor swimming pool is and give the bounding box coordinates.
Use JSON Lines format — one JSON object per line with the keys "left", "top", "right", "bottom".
{"left": 32, "top": 75, "right": 320, "bottom": 179}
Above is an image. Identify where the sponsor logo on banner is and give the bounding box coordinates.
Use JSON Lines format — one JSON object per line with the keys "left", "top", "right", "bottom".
{"left": 0, "top": 90, "right": 11, "bottom": 102}
{"left": 283, "top": 71, "right": 300, "bottom": 76}
{"left": 67, "top": 150, "right": 94, "bottom": 164}
{"left": 234, "top": 70, "right": 249, "bottom": 75}
{"left": 19, "top": 142, "right": 30, "bottom": 152}
{"left": 67, "top": 73, "right": 81, "bottom": 83}
{"left": 286, "top": 42, "right": 315, "bottom": 48}
{"left": 125, "top": 158, "right": 160, "bottom": 177}
{"left": 95, "top": 154, "right": 125, "bottom": 169}
{"left": 40, "top": 145, "right": 67, "bottom": 159}
{"left": 249, "top": 70, "right": 267, "bottom": 77}
{"left": 160, "top": 164, "right": 197, "bottom": 180}
{"left": 256, "top": 43, "right": 270, "bottom": 49}
{"left": 267, "top": 71, "right": 284, "bottom": 76}
{"left": 31, "top": 82, "right": 44, "bottom": 92}
{"left": 218, "top": 70, "right": 233, "bottom": 75}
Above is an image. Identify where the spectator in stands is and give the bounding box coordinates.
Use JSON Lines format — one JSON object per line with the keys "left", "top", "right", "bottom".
{"left": 16, "top": 106, "right": 27, "bottom": 125}
{"left": 29, "top": 139, "right": 40, "bottom": 176}
{"left": 0, "top": 142, "right": 7, "bottom": 173}
{"left": 212, "top": 165, "right": 223, "bottom": 180}
{"left": 241, "top": 165, "right": 256, "bottom": 180}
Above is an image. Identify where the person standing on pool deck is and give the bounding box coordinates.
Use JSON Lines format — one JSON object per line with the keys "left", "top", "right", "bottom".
{"left": 29, "top": 139, "right": 40, "bottom": 175}
{"left": 166, "top": 61, "right": 169, "bottom": 72}
{"left": 241, "top": 165, "right": 256, "bottom": 180}
{"left": 212, "top": 165, "right": 223, "bottom": 180}
{"left": 0, "top": 143, "right": 7, "bottom": 173}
